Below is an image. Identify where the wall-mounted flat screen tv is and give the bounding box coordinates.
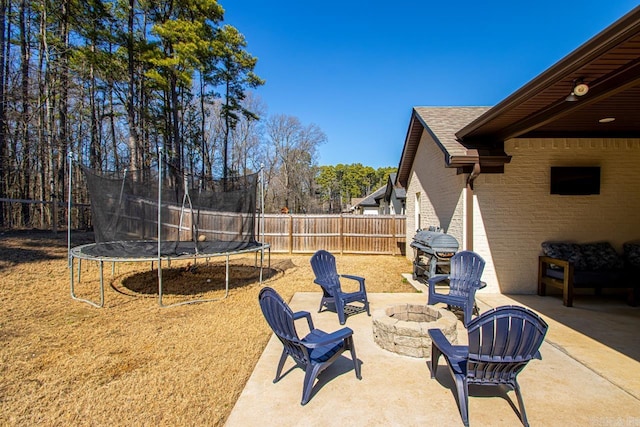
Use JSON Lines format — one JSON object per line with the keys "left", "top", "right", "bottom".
{"left": 550, "top": 166, "right": 600, "bottom": 195}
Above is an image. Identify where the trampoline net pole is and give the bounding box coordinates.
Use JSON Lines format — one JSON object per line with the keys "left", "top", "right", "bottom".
{"left": 67, "top": 153, "right": 73, "bottom": 269}
{"left": 158, "top": 152, "right": 163, "bottom": 307}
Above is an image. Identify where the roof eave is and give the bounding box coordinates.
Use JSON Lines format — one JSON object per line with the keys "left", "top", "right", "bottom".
{"left": 456, "top": 5, "right": 640, "bottom": 141}
{"left": 396, "top": 109, "right": 424, "bottom": 187}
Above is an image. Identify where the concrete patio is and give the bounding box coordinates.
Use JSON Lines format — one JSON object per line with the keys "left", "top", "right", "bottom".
{"left": 226, "top": 284, "right": 640, "bottom": 426}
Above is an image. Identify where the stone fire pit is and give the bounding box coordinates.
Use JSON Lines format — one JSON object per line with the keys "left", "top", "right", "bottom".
{"left": 372, "top": 304, "right": 458, "bottom": 358}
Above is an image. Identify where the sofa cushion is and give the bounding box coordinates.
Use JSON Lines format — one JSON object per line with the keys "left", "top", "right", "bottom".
{"left": 623, "top": 242, "right": 640, "bottom": 268}
{"left": 579, "top": 242, "right": 623, "bottom": 271}
{"left": 541, "top": 241, "right": 624, "bottom": 271}
{"left": 541, "top": 242, "right": 586, "bottom": 269}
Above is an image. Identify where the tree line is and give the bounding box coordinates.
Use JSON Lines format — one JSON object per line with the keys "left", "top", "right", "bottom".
{"left": 0, "top": 0, "right": 396, "bottom": 228}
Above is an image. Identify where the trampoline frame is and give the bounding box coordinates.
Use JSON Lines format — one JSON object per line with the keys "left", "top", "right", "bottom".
{"left": 67, "top": 154, "right": 270, "bottom": 308}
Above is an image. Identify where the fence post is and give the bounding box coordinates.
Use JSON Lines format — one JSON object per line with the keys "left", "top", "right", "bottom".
{"left": 288, "top": 214, "right": 293, "bottom": 254}
{"left": 339, "top": 214, "right": 344, "bottom": 255}
{"left": 52, "top": 195, "right": 58, "bottom": 234}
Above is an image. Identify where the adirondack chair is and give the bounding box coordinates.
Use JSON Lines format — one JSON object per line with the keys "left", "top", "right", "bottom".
{"left": 428, "top": 250, "right": 485, "bottom": 326}
{"left": 310, "top": 249, "right": 370, "bottom": 325}
{"left": 258, "top": 287, "right": 362, "bottom": 405}
{"left": 428, "top": 305, "right": 549, "bottom": 427}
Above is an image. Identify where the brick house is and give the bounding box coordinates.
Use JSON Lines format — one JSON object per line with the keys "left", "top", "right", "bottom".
{"left": 396, "top": 6, "right": 640, "bottom": 295}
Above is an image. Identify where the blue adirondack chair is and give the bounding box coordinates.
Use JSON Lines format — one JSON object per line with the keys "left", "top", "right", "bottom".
{"left": 428, "top": 305, "right": 549, "bottom": 427}
{"left": 258, "top": 287, "right": 362, "bottom": 405}
{"left": 310, "top": 250, "right": 370, "bottom": 325}
{"left": 428, "top": 250, "right": 485, "bottom": 326}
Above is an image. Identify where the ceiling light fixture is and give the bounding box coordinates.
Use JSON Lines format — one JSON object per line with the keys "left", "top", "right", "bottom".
{"left": 565, "top": 78, "right": 589, "bottom": 102}
{"left": 599, "top": 117, "right": 616, "bottom": 123}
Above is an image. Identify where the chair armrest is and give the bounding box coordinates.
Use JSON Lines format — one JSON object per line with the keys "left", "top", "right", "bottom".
{"left": 313, "top": 278, "right": 340, "bottom": 293}
{"left": 473, "top": 280, "right": 484, "bottom": 288}
{"left": 539, "top": 255, "right": 570, "bottom": 270}
{"left": 303, "top": 327, "right": 354, "bottom": 348}
{"left": 428, "top": 328, "right": 468, "bottom": 360}
{"left": 314, "top": 276, "right": 341, "bottom": 287}
{"left": 340, "top": 274, "right": 366, "bottom": 292}
{"left": 293, "top": 310, "right": 314, "bottom": 330}
{"left": 427, "top": 274, "right": 449, "bottom": 286}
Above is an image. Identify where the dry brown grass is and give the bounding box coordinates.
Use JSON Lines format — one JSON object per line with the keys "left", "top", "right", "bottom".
{"left": 0, "top": 231, "right": 415, "bottom": 426}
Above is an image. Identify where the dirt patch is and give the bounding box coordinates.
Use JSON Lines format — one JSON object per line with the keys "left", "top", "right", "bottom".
{"left": 0, "top": 230, "right": 415, "bottom": 426}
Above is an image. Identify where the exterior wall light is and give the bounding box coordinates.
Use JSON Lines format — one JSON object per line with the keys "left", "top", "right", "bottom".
{"left": 565, "top": 78, "right": 589, "bottom": 102}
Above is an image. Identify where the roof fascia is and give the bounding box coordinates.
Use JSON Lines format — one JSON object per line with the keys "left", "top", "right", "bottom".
{"left": 396, "top": 109, "right": 425, "bottom": 187}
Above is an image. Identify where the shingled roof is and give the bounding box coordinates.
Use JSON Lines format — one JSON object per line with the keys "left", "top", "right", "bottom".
{"left": 353, "top": 185, "right": 386, "bottom": 209}
{"left": 384, "top": 173, "right": 406, "bottom": 202}
{"left": 396, "top": 107, "right": 500, "bottom": 187}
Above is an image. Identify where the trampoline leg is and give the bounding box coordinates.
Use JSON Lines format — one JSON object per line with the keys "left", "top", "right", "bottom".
{"left": 70, "top": 255, "right": 105, "bottom": 308}
{"left": 158, "top": 259, "right": 164, "bottom": 307}
{"left": 259, "top": 248, "right": 264, "bottom": 283}
{"left": 225, "top": 254, "right": 230, "bottom": 298}
{"left": 99, "top": 261, "right": 105, "bottom": 305}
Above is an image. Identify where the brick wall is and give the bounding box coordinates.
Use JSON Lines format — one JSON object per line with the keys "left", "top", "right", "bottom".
{"left": 405, "top": 131, "right": 466, "bottom": 256}
{"left": 474, "top": 137, "right": 640, "bottom": 293}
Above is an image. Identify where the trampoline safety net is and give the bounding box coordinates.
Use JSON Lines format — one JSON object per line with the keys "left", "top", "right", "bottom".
{"left": 81, "top": 164, "right": 260, "bottom": 258}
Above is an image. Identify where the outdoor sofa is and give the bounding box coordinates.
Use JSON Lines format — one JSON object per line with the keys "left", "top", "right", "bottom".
{"left": 538, "top": 241, "right": 640, "bottom": 307}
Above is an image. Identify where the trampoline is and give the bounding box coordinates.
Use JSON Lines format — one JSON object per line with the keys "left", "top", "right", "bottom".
{"left": 67, "top": 154, "right": 270, "bottom": 308}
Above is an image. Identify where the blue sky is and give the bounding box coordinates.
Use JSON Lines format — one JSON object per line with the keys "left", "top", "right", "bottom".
{"left": 223, "top": 1, "right": 637, "bottom": 169}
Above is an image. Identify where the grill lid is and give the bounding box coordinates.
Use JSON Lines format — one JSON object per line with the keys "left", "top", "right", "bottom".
{"left": 412, "top": 229, "right": 459, "bottom": 250}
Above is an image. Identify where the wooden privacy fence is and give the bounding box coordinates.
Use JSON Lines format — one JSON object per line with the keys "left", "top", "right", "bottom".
{"left": 0, "top": 198, "right": 91, "bottom": 231}
{"left": 259, "top": 214, "right": 406, "bottom": 255}
{"left": 0, "top": 198, "right": 407, "bottom": 256}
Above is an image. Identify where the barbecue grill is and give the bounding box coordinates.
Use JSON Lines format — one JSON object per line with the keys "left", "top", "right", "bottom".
{"left": 410, "top": 227, "right": 459, "bottom": 281}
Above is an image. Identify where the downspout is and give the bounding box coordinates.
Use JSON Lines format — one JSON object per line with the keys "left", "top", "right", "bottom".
{"left": 465, "top": 162, "right": 481, "bottom": 251}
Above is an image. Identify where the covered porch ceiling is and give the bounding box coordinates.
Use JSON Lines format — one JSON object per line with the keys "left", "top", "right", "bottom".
{"left": 456, "top": 6, "right": 640, "bottom": 145}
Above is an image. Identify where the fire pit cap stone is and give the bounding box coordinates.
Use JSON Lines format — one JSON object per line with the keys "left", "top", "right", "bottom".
{"left": 371, "top": 311, "right": 398, "bottom": 332}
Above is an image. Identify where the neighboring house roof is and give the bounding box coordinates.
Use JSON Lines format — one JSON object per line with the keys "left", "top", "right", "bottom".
{"left": 354, "top": 186, "right": 386, "bottom": 208}
{"left": 396, "top": 5, "right": 640, "bottom": 188}
{"left": 384, "top": 173, "right": 406, "bottom": 202}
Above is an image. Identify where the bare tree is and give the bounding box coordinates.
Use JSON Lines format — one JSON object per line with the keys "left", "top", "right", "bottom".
{"left": 230, "top": 92, "right": 265, "bottom": 175}
{"left": 264, "top": 114, "right": 326, "bottom": 213}
{"left": 0, "top": 0, "right": 8, "bottom": 225}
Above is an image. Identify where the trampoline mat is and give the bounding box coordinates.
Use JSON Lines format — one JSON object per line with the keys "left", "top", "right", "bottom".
{"left": 73, "top": 240, "right": 266, "bottom": 260}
